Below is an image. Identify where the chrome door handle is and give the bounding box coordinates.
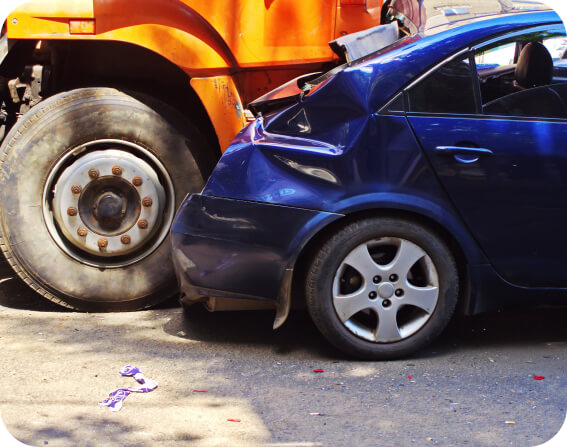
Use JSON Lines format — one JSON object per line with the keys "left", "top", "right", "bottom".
{"left": 435, "top": 146, "right": 493, "bottom": 156}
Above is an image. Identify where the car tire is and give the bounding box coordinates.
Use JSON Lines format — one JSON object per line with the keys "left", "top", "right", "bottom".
{"left": 0, "top": 88, "right": 215, "bottom": 311}
{"left": 305, "top": 217, "right": 459, "bottom": 360}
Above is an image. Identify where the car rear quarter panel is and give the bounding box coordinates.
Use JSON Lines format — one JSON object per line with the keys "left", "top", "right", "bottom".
{"left": 204, "top": 113, "right": 488, "bottom": 267}
{"left": 171, "top": 194, "right": 342, "bottom": 301}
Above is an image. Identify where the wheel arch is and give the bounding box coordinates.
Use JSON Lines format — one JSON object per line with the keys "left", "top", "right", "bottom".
{"left": 0, "top": 37, "right": 226, "bottom": 158}
{"left": 289, "top": 203, "right": 485, "bottom": 319}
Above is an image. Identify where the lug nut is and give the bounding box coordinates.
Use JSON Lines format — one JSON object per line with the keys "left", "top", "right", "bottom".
{"left": 97, "top": 238, "right": 108, "bottom": 249}
{"left": 88, "top": 168, "right": 100, "bottom": 179}
{"left": 142, "top": 197, "right": 153, "bottom": 207}
{"left": 132, "top": 176, "right": 143, "bottom": 187}
{"left": 395, "top": 289, "right": 404, "bottom": 297}
{"left": 137, "top": 219, "right": 148, "bottom": 229}
{"left": 373, "top": 275, "right": 381, "bottom": 284}
{"left": 382, "top": 299, "right": 392, "bottom": 308}
{"left": 369, "top": 291, "right": 377, "bottom": 299}
{"left": 112, "top": 165, "right": 123, "bottom": 176}
{"left": 67, "top": 206, "right": 78, "bottom": 216}
{"left": 77, "top": 227, "right": 88, "bottom": 237}
{"left": 120, "top": 234, "right": 131, "bottom": 245}
{"left": 71, "top": 184, "right": 82, "bottom": 194}
{"left": 389, "top": 274, "right": 398, "bottom": 282}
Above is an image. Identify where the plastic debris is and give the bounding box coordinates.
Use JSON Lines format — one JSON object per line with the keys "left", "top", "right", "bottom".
{"left": 534, "top": 376, "right": 545, "bottom": 381}
{"left": 426, "top": 437, "right": 433, "bottom": 441}
{"left": 408, "top": 375, "right": 412, "bottom": 380}
{"left": 309, "top": 412, "right": 322, "bottom": 416}
{"left": 99, "top": 366, "right": 157, "bottom": 412}
{"left": 227, "top": 419, "right": 241, "bottom": 422}
{"left": 99, "top": 389, "right": 131, "bottom": 412}
{"left": 193, "top": 390, "right": 208, "bottom": 393}
{"left": 505, "top": 421, "right": 516, "bottom": 425}
{"left": 177, "top": 331, "right": 187, "bottom": 337}
{"left": 313, "top": 369, "right": 324, "bottom": 373}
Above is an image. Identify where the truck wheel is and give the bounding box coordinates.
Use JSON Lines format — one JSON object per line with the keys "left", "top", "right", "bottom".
{"left": 0, "top": 88, "right": 214, "bottom": 311}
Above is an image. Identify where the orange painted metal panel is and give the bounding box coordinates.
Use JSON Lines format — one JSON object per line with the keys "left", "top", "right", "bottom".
{"left": 190, "top": 76, "right": 247, "bottom": 152}
{"left": 336, "top": 0, "right": 384, "bottom": 36}
{"left": 7, "top": 0, "right": 382, "bottom": 69}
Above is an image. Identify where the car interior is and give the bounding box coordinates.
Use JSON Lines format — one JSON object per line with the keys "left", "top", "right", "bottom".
{"left": 477, "top": 33, "right": 567, "bottom": 119}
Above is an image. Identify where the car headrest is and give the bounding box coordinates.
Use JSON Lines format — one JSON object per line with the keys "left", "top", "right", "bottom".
{"left": 515, "top": 42, "right": 553, "bottom": 89}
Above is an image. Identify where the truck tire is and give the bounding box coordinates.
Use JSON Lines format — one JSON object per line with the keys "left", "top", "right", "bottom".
{"left": 0, "top": 88, "right": 215, "bottom": 311}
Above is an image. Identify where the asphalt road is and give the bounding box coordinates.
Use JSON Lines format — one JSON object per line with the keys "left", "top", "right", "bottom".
{"left": 1, "top": 258, "right": 567, "bottom": 447}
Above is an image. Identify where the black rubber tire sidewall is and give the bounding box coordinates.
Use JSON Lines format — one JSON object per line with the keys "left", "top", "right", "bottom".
{"left": 0, "top": 88, "right": 212, "bottom": 311}
{"left": 305, "top": 217, "right": 459, "bottom": 360}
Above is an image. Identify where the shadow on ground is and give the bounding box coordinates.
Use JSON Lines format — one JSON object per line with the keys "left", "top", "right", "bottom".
{"left": 2, "top": 255, "right": 567, "bottom": 358}
{"left": 0, "top": 257, "right": 179, "bottom": 311}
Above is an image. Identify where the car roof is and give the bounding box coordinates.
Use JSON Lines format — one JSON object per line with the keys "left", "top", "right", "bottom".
{"left": 424, "top": 9, "right": 560, "bottom": 37}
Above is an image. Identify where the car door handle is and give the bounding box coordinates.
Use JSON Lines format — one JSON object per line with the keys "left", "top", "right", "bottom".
{"left": 435, "top": 146, "right": 493, "bottom": 156}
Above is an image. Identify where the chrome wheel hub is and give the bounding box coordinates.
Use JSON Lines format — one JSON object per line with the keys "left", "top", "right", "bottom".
{"left": 332, "top": 237, "right": 439, "bottom": 343}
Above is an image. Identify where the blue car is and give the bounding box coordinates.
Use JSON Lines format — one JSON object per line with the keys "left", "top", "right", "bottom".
{"left": 171, "top": 8, "right": 567, "bottom": 359}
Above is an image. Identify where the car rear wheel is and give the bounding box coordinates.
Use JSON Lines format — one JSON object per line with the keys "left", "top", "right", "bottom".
{"left": 305, "top": 217, "right": 459, "bottom": 359}
{"left": 0, "top": 88, "right": 214, "bottom": 311}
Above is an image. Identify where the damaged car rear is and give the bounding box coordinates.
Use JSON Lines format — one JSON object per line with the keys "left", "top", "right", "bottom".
{"left": 171, "top": 8, "right": 567, "bottom": 359}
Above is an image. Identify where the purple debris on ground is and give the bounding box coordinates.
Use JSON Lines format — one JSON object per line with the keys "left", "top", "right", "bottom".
{"left": 99, "top": 366, "right": 158, "bottom": 412}
{"left": 98, "top": 388, "right": 131, "bottom": 412}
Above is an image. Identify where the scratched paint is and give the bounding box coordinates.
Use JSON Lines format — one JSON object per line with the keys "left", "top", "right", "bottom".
{"left": 213, "top": 78, "right": 244, "bottom": 120}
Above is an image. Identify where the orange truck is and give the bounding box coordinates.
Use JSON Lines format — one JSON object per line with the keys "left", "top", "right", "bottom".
{"left": 0, "top": 0, "right": 387, "bottom": 311}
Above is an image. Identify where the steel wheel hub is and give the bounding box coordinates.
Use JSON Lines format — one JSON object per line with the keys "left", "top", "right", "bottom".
{"left": 51, "top": 149, "right": 167, "bottom": 258}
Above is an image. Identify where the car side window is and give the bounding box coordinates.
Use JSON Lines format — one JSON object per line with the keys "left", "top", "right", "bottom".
{"left": 406, "top": 56, "right": 477, "bottom": 114}
{"left": 477, "top": 28, "right": 567, "bottom": 120}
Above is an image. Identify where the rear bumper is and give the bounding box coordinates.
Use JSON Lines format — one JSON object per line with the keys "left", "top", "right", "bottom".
{"left": 171, "top": 194, "right": 341, "bottom": 316}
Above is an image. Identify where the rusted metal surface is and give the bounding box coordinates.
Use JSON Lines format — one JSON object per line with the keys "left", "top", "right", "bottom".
{"left": 51, "top": 147, "right": 167, "bottom": 259}
{"left": 67, "top": 206, "right": 77, "bottom": 216}
{"left": 132, "top": 176, "right": 143, "bottom": 187}
{"left": 7, "top": 64, "right": 49, "bottom": 116}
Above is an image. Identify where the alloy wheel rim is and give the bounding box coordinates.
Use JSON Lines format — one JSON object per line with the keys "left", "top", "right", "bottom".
{"left": 332, "top": 237, "right": 439, "bottom": 343}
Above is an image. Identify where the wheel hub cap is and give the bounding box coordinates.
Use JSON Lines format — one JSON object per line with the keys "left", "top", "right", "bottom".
{"left": 51, "top": 149, "right": 166, "bottom": 257}
{"left": 94, "top": 192, "right": 124, "bottom": 227}
{"left": 377, "top": 282, "right": 395, "bottom": 299}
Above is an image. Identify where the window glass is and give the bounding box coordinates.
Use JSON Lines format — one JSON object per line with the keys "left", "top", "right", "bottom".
{"left": 382, "top": 93, "right": 405, "bottom": 114}
{"left": 407, "top": 56, "right": 476, "bottom": 114}
{"left": 477, "top": 28, "right": 567, "bottom": 120}
{"left": 543, "top": 36, "right": 567, "bottom": 59}
{"left": 475, "top": 42, "right": 516, "bottom": 67}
